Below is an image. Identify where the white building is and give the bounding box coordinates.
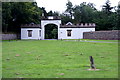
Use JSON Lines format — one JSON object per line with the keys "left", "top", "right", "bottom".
{"left": 21, "top": 16, "right": 95, "bottom": 40}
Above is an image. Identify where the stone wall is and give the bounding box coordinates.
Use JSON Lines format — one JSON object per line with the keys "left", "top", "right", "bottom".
{"left": 83, "top": 30, "right": 120, "bottom": 40}
{"left": 1, "top": 34, "right": 20, "bottom": 40}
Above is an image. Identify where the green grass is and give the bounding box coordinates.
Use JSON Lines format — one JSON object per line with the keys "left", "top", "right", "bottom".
{"left": 2, "top": 40, "right": 118, "bottom": 78}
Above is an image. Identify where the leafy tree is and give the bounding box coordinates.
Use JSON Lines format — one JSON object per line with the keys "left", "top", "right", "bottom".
{"left": 45, "top": 24, "right": 58, "bottom": 39}
{"left": 102, "top": 0, "right": 113, "bottom": 15}
{"left": 52, "top": 11, "right": 60, "bottom": 16}
{"left": 65, "top": 1, "right": 118, "bottom": 30}
{"left": 51, "top": 28, "right": 58, "bottom": 39}
{"left": 0, "top": 2, "right": 1, "bottom": 31}
{"left": 73, "top": 5, "right": 81, "bottom": 23}
{"left": 2, "top": 3, "right": 12, "bottom": 33}
{"left": 93, "top": 0, "right": 118, "bottom": 30}
{"left": 116, "top": 2, "right": 120, "bottom": 29}
{"left": 60, "top": 14, "right": 73, "bottom": 25}
{"left": 2, "top": 2, "right": 42, "bottom": 33}
{"left": 66, "top": 0, "right": 74, "bottom": 19}
{"left": 47, "top": 10, "right": 53, "bottom": 16}
{"left": 73, "top": 2, "right": 97, "bottom": 23}
{"left": 41, "top": 7, "right": 47, "bottom": 18}
{"left": 47, "top": 11, "right": 59, "bottom": 16}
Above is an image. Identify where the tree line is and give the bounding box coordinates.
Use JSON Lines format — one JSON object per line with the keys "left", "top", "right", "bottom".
{"left": 2, "top": 0, "right": 120, "bottom": 33}
{"left": 63, "top": 0, "right": 120, "bottom": 30}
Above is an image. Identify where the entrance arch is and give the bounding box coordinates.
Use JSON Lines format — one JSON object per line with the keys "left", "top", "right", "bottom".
{"left": 45, "top": 24, "right": 58, "bottom": 39}
{"left": 41, "top": 18, "right": 61, "bottom": 39}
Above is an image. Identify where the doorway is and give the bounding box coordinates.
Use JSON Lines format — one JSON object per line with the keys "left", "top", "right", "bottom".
{"left": 44, "top": 24, "right": 58, "bottom": 39}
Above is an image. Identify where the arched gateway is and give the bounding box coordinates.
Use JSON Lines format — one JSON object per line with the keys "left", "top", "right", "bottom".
{"left": 21, "top": 16, "right": 95, "bottom": 40}
{"left": 44, "top": 24, "right": 58, "bottom": 39}
{"left": 41, "top": 16, "right": 61, "bottom": 39}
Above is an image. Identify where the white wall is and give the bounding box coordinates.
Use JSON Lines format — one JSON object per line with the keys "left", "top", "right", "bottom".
{"left": 59, "top": 28, "right": 95, "bottom": 39}
{"left": 21, "top": 27, "right": 95, "bottom": 40}
{"left": 21, "top": 28, "right": 41, "bottom": 39}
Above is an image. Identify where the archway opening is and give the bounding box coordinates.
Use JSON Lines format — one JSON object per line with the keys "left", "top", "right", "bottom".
{"left": 45, "top": 24, "right": 58, "bottom": 39}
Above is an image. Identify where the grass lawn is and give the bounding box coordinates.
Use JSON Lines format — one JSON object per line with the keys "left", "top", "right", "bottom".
{"left": 2, "top": 40, "right": 118, "bottom": 78}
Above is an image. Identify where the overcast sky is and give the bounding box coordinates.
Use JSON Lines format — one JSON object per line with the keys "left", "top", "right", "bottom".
{"left": 36, "top": 0, "right": 119, "bottom": 13}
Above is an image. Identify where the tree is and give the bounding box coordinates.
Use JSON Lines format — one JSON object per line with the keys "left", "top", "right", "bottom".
{"left": 102, "top": 0, "right": 113, "bottom": 15}
{"left": 61, "top": 14, "right": 73, "bottom": 25}
{"left": 92, "top": 0, "right": 118, "bottom": 30}
{"left": 0, "top": 2, "right": 1, "bottom": 32}
{"left": 73, "top": 5, "right": 81, "bottom": 23}
{"left": 63, "top": 1, "right": 97, "bottom": 24}
{"left": 47, "top": 10, "right": 53, "bottom": 16}
{"left": 66, "top": 0, "right": 74, "bottom": 19}
{"left": 45, "top": 24, "right": 58, "bottom": 39}
{"left": 116, "top": 1, "right": 120, "bottom": 30}
{"left": 51, "top": 28, "right": 58, "bottom": 39}
{"left": 52, "top": 11, "right": 60, "bottom": 16}
{"left": 73, "top": 2, "right": 97, "bottom": 23}
{"left": 2, "top": 2, "right": 42, "bottom": 33}
{"left": 45, "top": 10, "right": 60, "bottom": 17}
{"left": 2, "top": 3, "right": 12, "bottom": 33}
{"left": 41, "top": 7, "right": 47, "bottom": 18}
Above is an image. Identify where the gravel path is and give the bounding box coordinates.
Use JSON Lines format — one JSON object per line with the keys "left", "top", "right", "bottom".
{"left": 64, "top": 40, "right": 118, "bottom": 43}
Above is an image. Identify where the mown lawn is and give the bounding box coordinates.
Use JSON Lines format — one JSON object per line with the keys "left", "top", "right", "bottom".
{"left": 2, "top": 40, "right": 118, "bottom": 78}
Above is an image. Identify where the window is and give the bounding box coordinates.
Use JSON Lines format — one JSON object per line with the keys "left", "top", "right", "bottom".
{"left": 39, "top": 30, "right": 41, "bottom": 37}
{"left": 28, "top": 30, "right": 32, "bottom": 37}
{"left": 67, "top": 30, "right": 72, "bottom": 37}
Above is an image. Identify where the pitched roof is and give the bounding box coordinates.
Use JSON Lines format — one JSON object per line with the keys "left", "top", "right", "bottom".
{"left": 66, "top": 22, "right": 73, "bottom": 25}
